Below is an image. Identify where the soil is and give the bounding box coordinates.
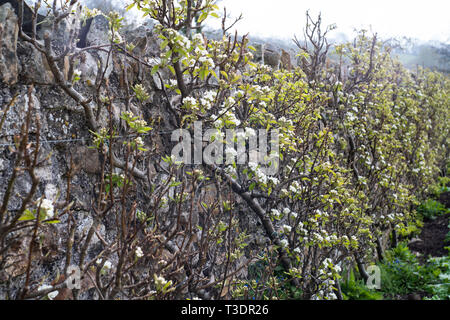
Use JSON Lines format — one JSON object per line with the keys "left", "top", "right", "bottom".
{"left": 402, "top": 192, "right": 450, "bottom": 300}
{"left": 438, "top": 191, "right": 450, "bottom": 208}
{"left": 408, "top": 213, "right": 450, "bottom": 261}
{"left": 408, "top": 191, "right": 450, "bottom": 261}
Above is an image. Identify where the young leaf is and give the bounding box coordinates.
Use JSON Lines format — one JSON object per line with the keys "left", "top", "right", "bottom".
{"left": 18, "top": 209, "right": 35, "bottom": 221}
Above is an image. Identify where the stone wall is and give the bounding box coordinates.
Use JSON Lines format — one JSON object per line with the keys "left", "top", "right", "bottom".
{"left": 0, "top": 1, "right": 267, "bottom": 300}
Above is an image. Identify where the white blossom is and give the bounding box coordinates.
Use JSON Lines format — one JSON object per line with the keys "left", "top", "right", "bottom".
{"left": 193, "top": 33, "right": 204, "bottom": 43}
{"left": 97, "top": 259, "right": 112, "bottom": 271}
{"left": 328, "top": 292, "right": 337, "bottom": 300}
{"left": 268, "top": 176, "right": 279, "bottom": 185}
{"left": 134, "top": 137, "right": 144, "bottom": 146}
{"left": 39, "top": 199, "right": 54, "bottom": 219}
{"left": 280, "top": 239, "right": 289, "bottom": 247}
{"left": 38, "top": 284, "right": 58, "bottom": 300}
{"left": 235, "top": 131, "right": 246, "bottom": 141}
{"left": 73, "top": 69, "right": 81, "bottom": 78}
{"left": 154, "top": 274, "right": 169, "bottom": 288}
{"left": 135, "top": 246, "right": 144, "bottom": 259}
{"left": 270, "top": 209, "right": 281, "bottom": 219}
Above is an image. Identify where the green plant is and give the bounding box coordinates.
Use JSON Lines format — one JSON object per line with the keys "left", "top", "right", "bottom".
{"left": 397, "top": 216, "right": 424, "bottom": 238}
{"left": 378, "top": 243, "right": 449, "bottom": 299}
{"left": 234, "top": 255, "right": 304, "bottom": 300}
{"left": 417, "top": 199, "right": 449, "bottom": 220}
{"left": 340, "top": 269, "right": 384, "bottom": 300}
{"left": 423, "top": 251, "right": 450, "bottom": 300}
{"left": 428, "top": 176, "right": 450, "bottom": 198}
{"left": 446, "top": 223, "right": 450, "bottom": 244}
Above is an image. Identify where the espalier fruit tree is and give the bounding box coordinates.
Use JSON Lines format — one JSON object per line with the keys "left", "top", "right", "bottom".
{"left": 120, "top": 1, "right": 448, "bottom": 299}
{"left": 0, "top": 0, "right": 447, "bottom": 300}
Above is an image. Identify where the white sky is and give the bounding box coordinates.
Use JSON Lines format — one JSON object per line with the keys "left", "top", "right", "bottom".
{"left": 28, "top": 0, "right": 449, "bottom": 43}
{"left": 207, "top": 0, "right": 450, "bottom": 43}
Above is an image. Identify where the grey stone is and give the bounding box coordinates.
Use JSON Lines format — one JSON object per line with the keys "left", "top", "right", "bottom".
{"left": 0, "top": 87, "right": 44, "bottom": 137}
{"left": 83, "top": 15, "right": 113, "bottom": 81}
{"left": 77, "top": 50, "right": 103, "bottom": 85}
{"left": 0, "top": 7, "right": 265, "bottom": 299}
{"left": 86, "top": 15, "right": 110, "bottom": 45}
{"left": 124, "top": 24, "right": 161, "bottom": 58}
{"left": 37, "top": 4, "right": 82, "bottom": 49}
{"left": 76, "top": 212, "right": 106, "bottom": 246}
{"left": 263, "top": 44, "right": 281, "bottom": 69}
{"left": 252, "top": 43, "right": 265, "bottom": 63}
{"left": 0, "top": 3, "right": 19, "bottom": 85}
{"left": 72, "top": 146, "right": 102, "bottom": 174}
{"left": 17, "top": 41, "right": 54, "bottom": 83}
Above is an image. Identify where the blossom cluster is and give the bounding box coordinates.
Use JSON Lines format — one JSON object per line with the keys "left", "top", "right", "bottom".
{"left": 311, "top": 258, "right": 341, "bottom": 300}
{"left": 248, "top": 162, "right": 279, "bottom": 186}
{"left": 39, "top": 199, "right": 55, "bottom": 220}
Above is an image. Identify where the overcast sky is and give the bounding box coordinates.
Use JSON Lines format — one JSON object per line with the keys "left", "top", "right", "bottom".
{"left": 28, "top": 0, "right": 449, "bottom": 43}
{"left": 207, "top": 0, "right": 450, "bottom": 43}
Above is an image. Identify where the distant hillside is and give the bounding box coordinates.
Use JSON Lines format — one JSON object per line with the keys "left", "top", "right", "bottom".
{"left": 205, "top": 25, "right": 450, "bottom": 75}
{"left": 392, "top": 43, "right": 450, "bottom": 75}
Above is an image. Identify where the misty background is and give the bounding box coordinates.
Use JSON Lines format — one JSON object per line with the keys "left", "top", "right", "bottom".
{"left": 28, "top": 0, "right": 450, "bottom": 74}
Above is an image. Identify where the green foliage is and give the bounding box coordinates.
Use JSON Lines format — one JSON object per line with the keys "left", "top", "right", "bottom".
{"left": 18, "top": 199, "right": 60, "bottom": 224}
{"left": 417, "top": 199, "right": 449, "bottom": 220}
{"left": 132, "top": 84, "right": 151, "bottom": 102}
{"left": 377, "top": 243, "right": 450, "bottom": 299}
{"left": 340, "top": 269, "right": 384, "bottom": 300}
{"left": 397, "top": 217, "right": 424, "bottom": 238}
{"left": 428, "top": 176, "right": 450, "bottom": 198}
{"left": 381, "top": 244, "right": 432, "bottom": 296}
{"left": 233, "top": 255, "right": 303, "bottom": 300}
{"left": 424, "top": 254, "right": 450, "bottom": 300}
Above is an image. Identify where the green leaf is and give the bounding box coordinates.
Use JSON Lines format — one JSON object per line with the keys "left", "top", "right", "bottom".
{"left": 162, "top": 280, "right": 173, "bottom": 292}
{"left": 151, "top": 65, "right": 159, "bottom": 75}
{"left": 168, "top": 65, "right": 176, "bottom": 76}
{"left": 170, "top": 181, "right": 182, "bottom": 187}
{"left": 210, "top": 69, "right": 219, "bottom": 81}
{"left": 248, "top": 61, "right": 257, "bottom": 69}
{"left": 165, "top": 50, "right": 173, "bottom": 60}
{"left": 197, "top": 11, "right": 208, "bottom": 23}
{"left": 44, "top": 219, "right": 61, "bottom": 224}
{"left": 199, "top": 68, "right": 208, "bottom": 80}
{"left": 232, "top": 74, "right": 241, "bottom": 83}
{"left": 160, "top": 39, "right": 169, "bottom": 50}
{"left": 220, "top": 71, "right": 229, "bottom": 80}
{"left": 18, "top": 209, "right": 35, "bottom": 221}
